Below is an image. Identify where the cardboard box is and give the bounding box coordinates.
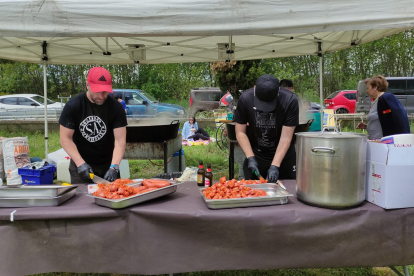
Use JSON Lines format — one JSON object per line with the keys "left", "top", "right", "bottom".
{"left": 366, "top": 141, "right": 414, "bottom": 209}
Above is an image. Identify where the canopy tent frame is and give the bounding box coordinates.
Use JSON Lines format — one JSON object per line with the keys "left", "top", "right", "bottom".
{"left": 1, "top": 0, "right": 414, "bottom": 162}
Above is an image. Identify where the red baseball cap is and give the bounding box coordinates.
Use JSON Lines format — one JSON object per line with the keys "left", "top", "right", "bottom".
{"left": 87, "top": 67, "right": 113, "bottom": 93}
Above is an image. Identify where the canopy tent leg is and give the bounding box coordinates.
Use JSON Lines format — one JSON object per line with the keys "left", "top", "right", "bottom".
{"left": 389, "top": 266, "right": 411, "bottom": 276}
{"left": 43, "top": 61, "right": 48, "bottom": 161}
{"left": 318, "top": 42, "right": 323, "bottom": 131}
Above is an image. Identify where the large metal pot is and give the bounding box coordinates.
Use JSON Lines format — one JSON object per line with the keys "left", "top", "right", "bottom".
{"left": 296, "top": 129, "right": 367, "bottom": 208}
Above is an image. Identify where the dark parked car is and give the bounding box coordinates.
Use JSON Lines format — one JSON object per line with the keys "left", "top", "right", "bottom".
{"left": 356, "top": 77, "right": 414, "bottom": 115}
{"left": 112, "top": 89, "right": 186, "bottom": 118}
{"left": 188, "top": 87, "right": 225, "bottom": 117}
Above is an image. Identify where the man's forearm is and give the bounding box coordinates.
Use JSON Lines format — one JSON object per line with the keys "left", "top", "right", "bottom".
{"left": 111, "top": 139, "right": 126, "bottom": 165}
{"left": 60, "top": 138, "right": 85, "bottom": 167}
{"left": 271, "top": 126, "right": 295, "bottom": 167}
{"left": 271, "top": 138, "right": 291, "bottom": 167}
{"left": 236, "top": 131, "right": 254, "bottom": 158}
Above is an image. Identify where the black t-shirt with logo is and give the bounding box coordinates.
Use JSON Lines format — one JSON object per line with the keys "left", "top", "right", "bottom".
{"left": 59, "top": 92, "right": 127, "bottom": 167}
{"left": 233, "top": 87, "right": 299, "bottom": 161}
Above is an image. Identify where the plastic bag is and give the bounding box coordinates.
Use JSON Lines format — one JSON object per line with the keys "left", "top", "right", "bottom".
{"left": 176, "top": 167, "right": 198, "bottom": 182}
{"left": 3, "top": 137, "right": 31, "bottom": 185}
{"left": 27, "top": 161, "right": 49, "bottom": 170}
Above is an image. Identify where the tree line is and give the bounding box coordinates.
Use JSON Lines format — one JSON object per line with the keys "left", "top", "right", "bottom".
{"left": 0, "top": 30, "right": 413, "bottom": 103}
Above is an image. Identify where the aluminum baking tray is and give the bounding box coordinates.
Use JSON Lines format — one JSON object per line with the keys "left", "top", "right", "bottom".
{"left": 0, "top": 185, "right": 77, "bottom": 198}
{"left": 200, "top": 183, "right": 293, "bottom": 210}
{"left": 0, "top": 188, "right": 77, "bottom": 208}
{"left": 87, "top": 180, "right": 180, "bottom": 209}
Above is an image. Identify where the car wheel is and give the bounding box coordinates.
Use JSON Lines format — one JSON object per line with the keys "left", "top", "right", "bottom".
{"left": 335, "top": 108, "right": 349, "bottom": 114}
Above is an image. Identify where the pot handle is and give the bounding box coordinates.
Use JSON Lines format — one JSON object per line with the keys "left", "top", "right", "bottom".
{"left": 307, "top": 119, "right": 314, "bottom": 125}
{"left": 320, "top": 127, "right": 342, "bottom": 135}
{"left": 311, "top": 147, "right": 336, "bottom": 153}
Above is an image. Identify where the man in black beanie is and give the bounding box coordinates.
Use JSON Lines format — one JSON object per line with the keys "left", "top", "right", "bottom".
{"left": 233, "top": 74, "right": 299, "bottom": 182}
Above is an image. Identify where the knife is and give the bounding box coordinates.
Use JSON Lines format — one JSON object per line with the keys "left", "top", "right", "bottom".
{"left": 89, "top": 173, "right": 111, "bottom": 184}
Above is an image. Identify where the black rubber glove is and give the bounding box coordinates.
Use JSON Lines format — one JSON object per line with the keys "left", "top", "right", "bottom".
{"left": 104, "top": 168, "right": 118, "bottom": 182}
{"left": 77, "top": 163, "right": 93, "bottom": 182}
{"left": 267, "top": 165, "right": 280, "bottom": 183}
{"left": 247, "top": 156, "right": 260, "bottom": 179}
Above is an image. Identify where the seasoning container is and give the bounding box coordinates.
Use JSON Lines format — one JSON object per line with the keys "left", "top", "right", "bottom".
{"left": 197, "top": 161, "right": 205, "bottom": 187}
{"left": 205, "top": 164, "right": 213, "bottom": 187}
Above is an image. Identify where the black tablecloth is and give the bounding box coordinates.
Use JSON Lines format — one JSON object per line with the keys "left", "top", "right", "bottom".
{"left": 0, "top": 181, "right": 413, "bottom": 276}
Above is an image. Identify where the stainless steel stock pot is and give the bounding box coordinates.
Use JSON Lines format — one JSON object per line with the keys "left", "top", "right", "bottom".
{"left": 296, "top": 129, "right": 367, "bottom": 208}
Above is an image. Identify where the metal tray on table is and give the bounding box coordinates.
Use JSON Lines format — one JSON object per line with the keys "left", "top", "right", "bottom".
{"left": 0, "top": 187, "right": 77, "bottom": 208}
{"left": 87, "top": 180, "right": 180, "bottom": 209}
{"left": 200, "top": 183, "right": 293, "bottom": 210}
{"left": 0, "top": 185, "right": 77, "bottom": 198}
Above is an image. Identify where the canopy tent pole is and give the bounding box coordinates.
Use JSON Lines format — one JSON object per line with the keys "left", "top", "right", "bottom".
{"left": 42, "top": 41, "right": 49, "bottom": 161}
{"left": 43, "top": 61, "right": 48, "bottom": 161}
{"left": 318, "top": 42, "right": 323, "bottom": 130}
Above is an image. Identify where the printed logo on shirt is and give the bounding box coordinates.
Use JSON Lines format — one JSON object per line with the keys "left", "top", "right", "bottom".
{"left": 255, "top": 111, "right": 277, "bottom": 148}
{"left": 382, "top": 109, "right": 391, "bottom": 114}
{"left": 79, "top": 116, "right": 107, "bottom": 142}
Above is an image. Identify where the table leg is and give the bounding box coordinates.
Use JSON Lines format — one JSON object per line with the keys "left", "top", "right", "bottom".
{"left": 403, "top": 265, "right": 410, "bottom": 276}
{"left": 164, "top": 141, "right": 168, "bottom": 173}
{"left": 353, "top": 116, "right": 355, "bottom": 130}
{"left": 229, "top": 141, "right": 234, "bottom": 179}
{"left": 178, "top": 147, "right": 182, "bottom": 171}
{"left": 390, "top": 266, "right": 410, "bottom": 276}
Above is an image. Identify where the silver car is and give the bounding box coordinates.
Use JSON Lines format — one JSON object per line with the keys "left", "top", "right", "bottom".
{"left": 0, "top": 94, "right": 63, "bottom": 110}
{"left": 0, "top": 94, "right": 64, "bottom": 120}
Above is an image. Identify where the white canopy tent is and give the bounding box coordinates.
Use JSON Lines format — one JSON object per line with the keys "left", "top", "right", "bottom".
{"left": 1, "top": 0, "right": 414, "bottom": 157}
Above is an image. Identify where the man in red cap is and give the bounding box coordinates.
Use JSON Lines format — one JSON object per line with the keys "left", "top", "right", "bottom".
{"left": 59, "top": 66, "right": 127, "bottom": 184}
{"left": 233, "top": 74, "right": 299, "bottom": 183}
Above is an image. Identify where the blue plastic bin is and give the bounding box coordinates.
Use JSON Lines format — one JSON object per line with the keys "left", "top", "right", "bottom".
{"left": 306, "top": 110, "right": 322, "bottom": 131}
{"left": 18, "top": 165, "right": 56, "bottom": 185}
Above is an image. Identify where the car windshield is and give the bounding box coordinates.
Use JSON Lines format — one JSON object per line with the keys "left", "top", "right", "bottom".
{"left": 326, "top": 92, "right": 340, "bottom": 99}
{"left": 30, "top": 95, "right": 55, "bottom": 105}
{"left": 140, "top": 91, "right": 158, "bottom": 103}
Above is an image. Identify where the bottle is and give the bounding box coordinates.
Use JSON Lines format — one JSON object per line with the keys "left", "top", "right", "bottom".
{"left": 197, "top": 160, "right": 205, "bottom": 187}
{"left": 205, "top": 163, "right": 213, "bottom": 187}
{"left": 57, "top": 156, "right": 71, "bottom": 184}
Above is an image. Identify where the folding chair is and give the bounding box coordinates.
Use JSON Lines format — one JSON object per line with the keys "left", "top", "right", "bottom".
{"left": 323, "top": 109, "right": 341, "bottom": 132}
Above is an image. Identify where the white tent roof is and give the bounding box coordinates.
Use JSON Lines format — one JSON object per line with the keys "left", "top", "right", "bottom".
{"left": 1, "top": 0, "right": 414, "bottom": 64}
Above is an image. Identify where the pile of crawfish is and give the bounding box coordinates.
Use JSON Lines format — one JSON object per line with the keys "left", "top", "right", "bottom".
{"left": 239, "top": 176, "right": 268, "bottom": 184}
{"left": 203, "top": 177, "right": 267, "bottom": 200}
{"left": 93, "top": 178, "right": 170, "bottom": 200}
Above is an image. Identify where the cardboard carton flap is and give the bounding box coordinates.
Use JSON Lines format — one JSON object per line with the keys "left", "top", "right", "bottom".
{"left": 387, "top": 146, "right": 414, "bottom": 165}
{"left": 367, "top": 142, "right": 389, "bottom": 164}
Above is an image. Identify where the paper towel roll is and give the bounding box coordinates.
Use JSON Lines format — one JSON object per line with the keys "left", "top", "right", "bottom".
{"left": 380, "top": 134, "right": 414, "bottom": 146}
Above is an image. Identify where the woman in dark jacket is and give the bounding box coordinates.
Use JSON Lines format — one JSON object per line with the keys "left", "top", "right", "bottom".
{"left": 356, "top": 75, "right": 410, "bottom": 139}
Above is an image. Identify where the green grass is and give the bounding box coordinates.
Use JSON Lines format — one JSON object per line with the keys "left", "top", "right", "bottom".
{"left": 84, "top": 138, "right": 237, "bottom": 181}
{"left": 1, "top": 129, "right": 412, "bottom": 276}
{"left": 29, "top": 266, "right": 410, "bottom": 276}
